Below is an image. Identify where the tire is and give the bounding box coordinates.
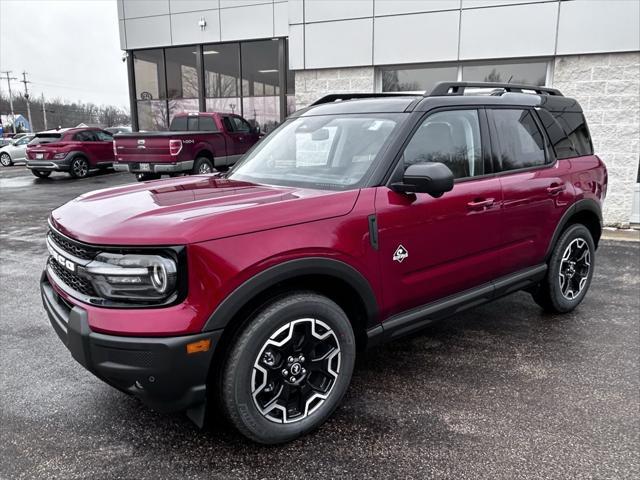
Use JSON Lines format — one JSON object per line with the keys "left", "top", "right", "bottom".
{"left": 532, "top": 224, "right": 595, "bottom": 313}
{"left": 69, "top": 156, "right": 89, "bottom": 179}
{"left": 0, "top": 153, "right": 12, "bottom": 166}
{"left": 193, "top": 157, "right": 214, "bottom": 175}
{"left": 220, "top": 292, "right": 356, "bottom": 444}
{"left": 31, "top": 170, "right": 52, "bottom": 179}
{"left": 136, "top": 173, "right": 161, "bottom": 182}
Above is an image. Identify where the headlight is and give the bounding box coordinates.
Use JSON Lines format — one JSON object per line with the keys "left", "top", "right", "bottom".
{"left": 82, "top": 252, "right": 178, "bottom": 302}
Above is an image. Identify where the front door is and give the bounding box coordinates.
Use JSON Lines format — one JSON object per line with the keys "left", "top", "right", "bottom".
{"left": 375, "top": 108, "right": 503, "bottom": 317}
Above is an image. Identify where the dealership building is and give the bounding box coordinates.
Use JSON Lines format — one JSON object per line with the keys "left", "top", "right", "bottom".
{"left": 116, "top": 0, "right": 639, "bottom": 226}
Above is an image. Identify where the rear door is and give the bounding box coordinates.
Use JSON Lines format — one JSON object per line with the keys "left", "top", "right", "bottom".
{"left": 488, "top": 108, "right": 573, "bottom": 277}
{"left": 375, "top": 108, "right": 504, "bottom": 315}
{"left": 94, "top": 130, "right": 115, "bottom": 163}
{"left": 73, "top": 130, "right": 101, "bottom": 165}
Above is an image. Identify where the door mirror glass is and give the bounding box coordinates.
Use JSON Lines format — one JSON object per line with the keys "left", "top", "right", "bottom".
{"left": 391, "top": 162, "right": 454, "bottom": 197}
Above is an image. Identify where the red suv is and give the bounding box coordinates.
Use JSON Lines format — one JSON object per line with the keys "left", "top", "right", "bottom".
{"left": 40, "top": 83, "right": 606, "bottom": 443}
{"left": 26, "top": 127, "right": 115, "bottom": 179}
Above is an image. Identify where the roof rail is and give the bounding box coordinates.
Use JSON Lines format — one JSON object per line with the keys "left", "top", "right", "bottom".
{"left": 310, "top": 92, "right": 414, "bottom": 106}
{"left": 428, "top": 82, "right": 563, "bottom": 97}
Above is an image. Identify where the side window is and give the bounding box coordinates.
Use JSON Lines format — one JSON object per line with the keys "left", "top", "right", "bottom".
{"left": 199, "top": 116, "right": 218, "bottom": 132}
{"left": 403, "top": 109, "right": 483, "bottom": 179}
{"left": 222, "top": 116, "right": 235, "bottom": 132}
{"left": 550, "top": 111, "right": 593, "bottom": 157}
{"left": 232, "top": 117, "right": 251, "bottom": 133}
{"left": 73, "top": 131, "right": 97, "bottom": 142}
{"left": 95, "top": 131, "right": 113, "bottom": 142}
{"left": 536, "top": 109, "right": 575, "bottom": 160}
{"left": 492, "top": 109, "right": 547, "bottom": 171}
{"left": 17, "top": 137, "right": 30, "bottom": 145}
{"left": 187, "top": 116, "right": 199, "bottom": 131}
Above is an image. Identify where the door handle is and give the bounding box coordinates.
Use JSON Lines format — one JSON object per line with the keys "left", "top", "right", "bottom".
{"left": 238, "top": 136, "right": 244, "bottom": 141}
{"left": 467, "top": 198, "right": 494, "bottom": 211}
{"left": 547, "top": 184, "right": 566, "bottom": 196}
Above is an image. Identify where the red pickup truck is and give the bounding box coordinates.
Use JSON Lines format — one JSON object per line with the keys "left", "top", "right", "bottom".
{"left": 113, "top": 112, "right": 260, "bottom": 181}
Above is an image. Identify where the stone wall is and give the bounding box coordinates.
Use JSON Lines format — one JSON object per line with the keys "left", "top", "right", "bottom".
{"left": 294, "top": 67, "right": 375, "bottom": 109}
{"left": 552, "top": 52, "right": 640, "bottom": 227}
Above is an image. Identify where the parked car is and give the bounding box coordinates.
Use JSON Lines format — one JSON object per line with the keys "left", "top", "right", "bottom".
{"left": 41, "top": 82, "right": 606, "bottom": 444}
{"left": 25, "top": 128, "right": 114, "bottom": 179}
{"left": 113, "top": 112, "right": 260, "bottom": 181}
{"left": 0, "top": 134, "right": 35, "bottom": 166}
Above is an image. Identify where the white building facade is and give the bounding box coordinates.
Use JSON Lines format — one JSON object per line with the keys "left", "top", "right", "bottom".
{"left": 117, "top": 0, "right": 640, "bottom": 226}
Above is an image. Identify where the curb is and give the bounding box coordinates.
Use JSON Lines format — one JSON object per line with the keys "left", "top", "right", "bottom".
{"left": 601, "top": 229, "right": 640, "bottom": 242}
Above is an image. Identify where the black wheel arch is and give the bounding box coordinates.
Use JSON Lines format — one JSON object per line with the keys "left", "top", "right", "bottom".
{"left": 545, "top": 199, "right": 602, "bottom": 260}
{"left": 195, "top": 149, "right": 214, "bottom": 162}
{"left": 202, "top": 257, "right": 379, "bottom": 347}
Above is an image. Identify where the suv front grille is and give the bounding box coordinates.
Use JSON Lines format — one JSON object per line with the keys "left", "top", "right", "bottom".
{"left": 47, "top": 258, "right": 97, "bottom": 297}
{"left": 48, "top": 229, "right": 98, "bottom": 260}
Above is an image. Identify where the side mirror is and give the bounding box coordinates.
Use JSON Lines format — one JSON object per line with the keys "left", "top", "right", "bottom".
{"left": 391, "top": 162, "right": 454, "bottom": 197}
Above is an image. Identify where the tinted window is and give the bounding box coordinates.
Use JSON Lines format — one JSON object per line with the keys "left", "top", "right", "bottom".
{"left": 550, "top": 111, "right": 593, "bottom": 157}
{"left": 187, "top": 116, "right": 199, "bottom": 131}
{"left": 403, "top": 110, "right": 483, "bottom": 179}
{"left": 170, "top": 116, "right": 188, "bottom": 131}
{"left": 232, "top": 117, "right": 251, "bottom": 132}
{"left": 222, "top": 116, "right": 234, "bottom": 132}
{"left": 492, "top": 109, "right": 547, "bottom": 171}
{"left": 199, "top": 116, "right": 218, "bottom": 132}
{"left": 29, "top": 134, "right": 62, "bottom": 145}
{"left": 95, "top": 131, "right": 113, "bottom": 142}
{"left": 73, "top": 131, "right": 97, "bottom": 142}
{"left": 536, "top": 109, "right": 576, "bottom": 159}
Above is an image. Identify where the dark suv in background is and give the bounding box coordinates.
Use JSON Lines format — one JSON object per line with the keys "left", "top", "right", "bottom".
{"left": 26, "top": 127, "right": 115, "bottom": 178}
{"left": 41, "top": 82, "right": 606, "bottom": 444}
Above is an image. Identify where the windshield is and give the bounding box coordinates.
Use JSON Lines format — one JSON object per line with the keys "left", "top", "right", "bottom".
{"left": 228, "top": 113, "right": 405, "bottom": 190}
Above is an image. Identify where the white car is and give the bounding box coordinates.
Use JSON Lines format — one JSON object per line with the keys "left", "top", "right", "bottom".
{"left": 0, "top": 135, "right": 35, "bottom": 166}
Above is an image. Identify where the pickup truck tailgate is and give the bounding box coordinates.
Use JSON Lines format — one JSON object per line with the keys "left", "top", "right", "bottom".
{"left": 114, "top": 136, "right": 170, "bottom": 160}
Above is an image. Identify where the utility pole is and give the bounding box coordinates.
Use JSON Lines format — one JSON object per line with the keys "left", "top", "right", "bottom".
{"left": 21, "top": 72, "right": 33, "bottom": 132}
{"left": 41, "top": 92, "right": 48, "bottom": 130}
{"left": 1, "top": 71, "right": 18, "bottom": 133}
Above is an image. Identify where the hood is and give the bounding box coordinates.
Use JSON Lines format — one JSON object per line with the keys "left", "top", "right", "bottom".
{"left": 50, "top": 176, "right": 359, "bottom": 245}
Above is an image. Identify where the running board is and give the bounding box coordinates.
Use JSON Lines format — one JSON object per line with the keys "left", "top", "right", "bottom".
{"left": 367, "top": 264, "right": 547, "bottom": 347}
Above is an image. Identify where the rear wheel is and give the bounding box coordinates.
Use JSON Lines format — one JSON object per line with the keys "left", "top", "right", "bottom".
{"left": 193, "top": 157, "right": 214, "bottom": 175}
{"left": 31, "top": 170, "right": 52, "bottom": 178}
{"left": 69, "top": 156, "right": 89, "bottom": 179}
{"left": 220, "top": 292, "right": 356, "bottom": 444}
{"left": 0, "top": 153, "right": 12, "bottom": 166}
{"left": 532, "top": 224, "right": 595, "bottom": 313}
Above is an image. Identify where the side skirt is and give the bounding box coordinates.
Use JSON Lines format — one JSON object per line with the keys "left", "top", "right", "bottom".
{"left": 366, "top": 264, "right": 547, "bottom": 348}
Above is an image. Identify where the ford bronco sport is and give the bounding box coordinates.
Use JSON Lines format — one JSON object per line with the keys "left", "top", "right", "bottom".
{"left": 41, "top": 82, "right": 607, "bottom": 444}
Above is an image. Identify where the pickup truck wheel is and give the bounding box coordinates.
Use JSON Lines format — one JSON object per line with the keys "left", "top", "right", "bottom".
{"left": 533, "top": 224, "right": 595, "bottom": 313}
{"left": 31, "top": 170, "right": 52, "bottom": 178}
{"left": 69, "top": 156, "right": 89, "bottom": 179}
{"left": 0, "top": 153, "right": 12, "bottom": 166}
{"left": 220, "top": 292, "right": 356, "bottom": 444}
{"left": 193, "top": 157, "right": 213, "bottom": 175}
{"left": 136, "top": 173, "right": 161, "bottom": 182}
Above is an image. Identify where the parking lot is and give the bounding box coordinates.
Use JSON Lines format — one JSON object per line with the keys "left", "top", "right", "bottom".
{"left": 0, "top": 166, "right": 638, "bottom": 479}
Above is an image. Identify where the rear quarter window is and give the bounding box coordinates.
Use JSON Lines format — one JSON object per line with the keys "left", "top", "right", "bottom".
{"left": 549, "top": 111, "right": 593, "bottom": 157}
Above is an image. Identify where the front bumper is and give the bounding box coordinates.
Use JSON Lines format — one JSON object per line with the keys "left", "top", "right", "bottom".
{"left": 113, "top": 160, "right": 194, "bottom": 174}
{"left": 41, "top": 272, "right": 221, "bottom": 414}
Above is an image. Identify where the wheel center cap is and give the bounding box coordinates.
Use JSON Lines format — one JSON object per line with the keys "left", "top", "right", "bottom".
{"left": 290, "top": 363, "right": 302, "bottom": 375}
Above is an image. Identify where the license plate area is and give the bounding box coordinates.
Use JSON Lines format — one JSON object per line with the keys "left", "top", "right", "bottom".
{"left": 36, "top": 153, "right": 44, "bottom": 159}
{"left": 139, "top": 163, "right": 151, "bottom": 172}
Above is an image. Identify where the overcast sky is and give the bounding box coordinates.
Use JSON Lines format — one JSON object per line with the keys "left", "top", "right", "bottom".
{"left": 0, "top": 0, "right": 129, "bottom": 109}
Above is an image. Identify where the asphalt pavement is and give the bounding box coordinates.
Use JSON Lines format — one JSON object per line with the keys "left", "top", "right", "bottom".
{"left": 1, "top": 166, "right": 638, "bottom": 479}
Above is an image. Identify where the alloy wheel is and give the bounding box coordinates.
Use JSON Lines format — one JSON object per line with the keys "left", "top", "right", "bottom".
{"left": 0, "top": 153, "right": 11, "bottom": 166}
{"left": 198, "top": 163, "right": 212, "bottom": 174}
{"left": 73, "top": 158, "right": 88, "bottom": 178}
{"left": 559, "top": 238, "right": 591, "bottom": 300}
{"left": 252, "top": 318, "right": 341, "bottom": 424}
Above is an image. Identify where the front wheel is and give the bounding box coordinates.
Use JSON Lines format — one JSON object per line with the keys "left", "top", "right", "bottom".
{"left": 220, "top": 292, "right": 356, "bottom": 444}
{"left": 0, "top": 153, "right": 12, "bottom": 166}
{"left": 532, "top": 224, "right": 595, "bottom": 313}
{"left": 31, "top": 170, "right": 52, "bottom": 178}
{"left": 69, "top": 156, "right": 89, "bottom": 179}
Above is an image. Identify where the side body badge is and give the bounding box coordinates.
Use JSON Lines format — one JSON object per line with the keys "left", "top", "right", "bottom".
{"left": 393, "top": 245, "right": 409, "bottom": 263}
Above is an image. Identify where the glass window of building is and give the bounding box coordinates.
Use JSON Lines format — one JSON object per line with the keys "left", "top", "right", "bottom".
{"left": 204, "top": 43, "right": 242, "bottom": 115}
{"left": 133, "top": 49, "right": 166, "bottom": 100}
{"left": 241, "top": 39, "right": 280, "bottom": 134}
{"left": 381, "top": 64, "right": 458, "bottom": 93}
{"left": 165, "top": 46, "right": 200, "bottom": 123}
{"left": 462, "top": 60, "right": 547, "bottom": 86}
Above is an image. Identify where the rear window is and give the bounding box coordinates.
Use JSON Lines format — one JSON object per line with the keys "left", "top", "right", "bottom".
{"left": 187, "top": 117, "right": 199, "bottom": 131}
{"left": 170, "top": 116, "right": 188, "bottom": 131}
{"left": 199, "top": 116, "right": 218, "bottom": 132}
{"left": 29, "top": 134, "right": 62, "bottom": 145}
{"left": 549, "top": 111, "right": 593, "bottom": 157}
